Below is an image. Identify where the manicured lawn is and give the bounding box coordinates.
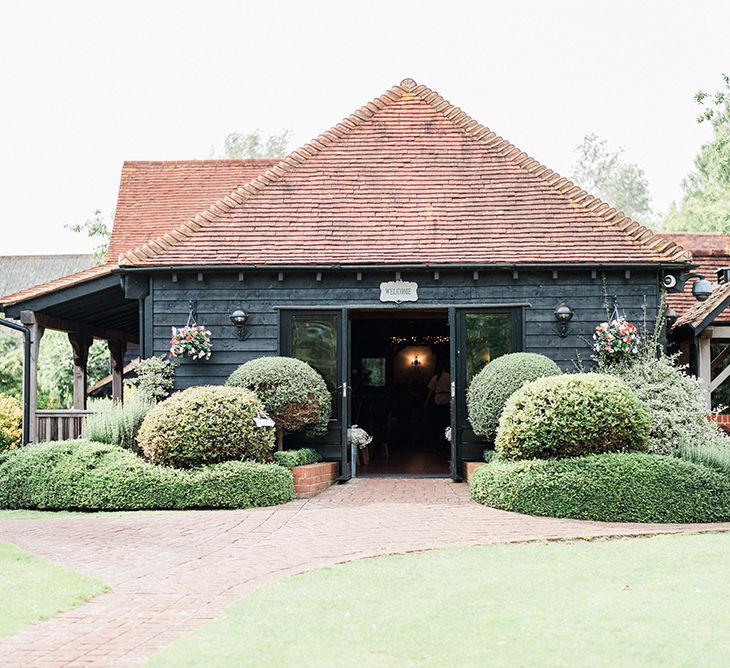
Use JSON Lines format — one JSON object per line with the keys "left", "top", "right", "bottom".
{"left": 0, "top": 542, "right": 107, "bottom": 637}
{"left": 150, "top": 532, "right": 730, "bottom": 667}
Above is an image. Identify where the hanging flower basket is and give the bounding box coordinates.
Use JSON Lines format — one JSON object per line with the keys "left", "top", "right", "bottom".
{"left": 593, "top": 318, "right": 640, "bottom": 359}
{"left": 170, "top": 324, "right": 212, "bottom": 361}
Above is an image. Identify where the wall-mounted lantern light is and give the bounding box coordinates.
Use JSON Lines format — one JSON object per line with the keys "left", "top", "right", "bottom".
{"left": 230, "top": 309, "right": 251, "bottom": 340}
{"left": 554, "top": 302, "right": 574, "bottom": 338}
{"left": 412, "top": 355, "right": 421, "bottom": 367}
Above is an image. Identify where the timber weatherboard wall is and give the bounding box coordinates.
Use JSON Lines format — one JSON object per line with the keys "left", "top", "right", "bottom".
{"left": 149, "top": 268, "right": 661, "bottom": 385}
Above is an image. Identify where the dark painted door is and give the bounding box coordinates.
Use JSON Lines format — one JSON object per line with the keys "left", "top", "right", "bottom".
{"left": 453, "top": 307, "right": 524, "bottom": 477}
{"left": 279, "top": 309, "right": 348, "bottom": 474}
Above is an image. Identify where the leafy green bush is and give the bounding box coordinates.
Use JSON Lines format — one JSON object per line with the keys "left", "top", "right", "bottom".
{"left": 0, "top": 440, "right": 293, "bottom": 510}
{"left": 138, "top": 386, "right": 275, "bottom": 468}
{"left": 470, "top": 452, "right": 730, "bottom": 522}
{"left": 496, "top": 373, "right": 650, "bottom": 460}
{"left": 467, "top": 353, "right": 561, "bottom": 440}
{"left": 83, "top": 398, "right": 152, "bottom": 451}
{"left": 227, "top": 357, "right": 332, "bottom": 450}
{"left": 680, "top": 439, "right": 730, "bottom": 478}
{"left": 606, "top": 357, "right": 727, "bottom": 456}
{"left": 273, "top": 448, "right": 323, "bottom": 468}
{"left": 0, "top": 394, "right": 22, "bottom": 451}
{"left": 127, "top": 356, "right": 175, "bottom": 403}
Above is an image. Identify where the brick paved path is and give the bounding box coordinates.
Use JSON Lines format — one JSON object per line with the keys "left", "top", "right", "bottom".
{"left": 1, "top": 477, "right": 729, "bottom": 666}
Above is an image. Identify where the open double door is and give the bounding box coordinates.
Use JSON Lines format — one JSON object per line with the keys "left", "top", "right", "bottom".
{"left": 280, "top": 306, "right": 522, "bottom": 480}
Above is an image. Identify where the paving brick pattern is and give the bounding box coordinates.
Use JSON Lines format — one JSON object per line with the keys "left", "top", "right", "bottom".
{"left": 1, "top": 478, "right": 728, "bottom": 667}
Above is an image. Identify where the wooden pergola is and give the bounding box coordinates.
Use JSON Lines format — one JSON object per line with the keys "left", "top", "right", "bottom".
{"left": 674, "top": 281, "right": 730, "bottom": 409}
{"left": 2, "top": 269, "right": 141, "bottom": 442}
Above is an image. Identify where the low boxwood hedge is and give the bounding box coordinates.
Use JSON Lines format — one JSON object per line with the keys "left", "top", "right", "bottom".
{"left": 273, "top": 448, "right": 322, "bottom": 468}
{"left": 470, "top": 452, "right": 730, "bottom": 523}
{"left": 0, "top": 440, "right": 294, "bottom": 511}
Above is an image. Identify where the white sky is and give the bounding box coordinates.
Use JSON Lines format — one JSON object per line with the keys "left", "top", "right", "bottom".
{"left": 0, "top": 0, "right": 728, "bottom": 255}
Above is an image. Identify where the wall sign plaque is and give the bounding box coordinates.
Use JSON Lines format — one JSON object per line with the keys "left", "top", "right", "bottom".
{"left": 379, "top": 281, "right": 418, "bottom": 303}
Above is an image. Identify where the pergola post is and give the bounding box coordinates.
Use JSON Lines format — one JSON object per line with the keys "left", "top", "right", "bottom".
{"left": 20, "top": 311, "right": 44, "bottom": 443}
{"left": 698, "top": 332, "right": 712, "bottom": 410}
{"left": 108, "top": 340, "right": 127, "bottom": 404}
{"left": 68, "top": 332, "right": 93, "bottom": 410}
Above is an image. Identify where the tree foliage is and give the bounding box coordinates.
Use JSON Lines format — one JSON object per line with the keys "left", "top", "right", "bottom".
{"left": 663, "top": 75, "right": 730, "bottom": 232}
{"left": 65, "top": 209, "right": 112, "bottom": 261}
{"left": 221, "top": 129, "right": 291, "bottom": 159}
{"left": 570, "top": 133, "right": 655, "bottom": 225}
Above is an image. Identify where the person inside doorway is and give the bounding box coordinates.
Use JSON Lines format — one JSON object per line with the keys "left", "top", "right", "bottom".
{"left": 425, "top": 358, "right": 451, "bottom": 443}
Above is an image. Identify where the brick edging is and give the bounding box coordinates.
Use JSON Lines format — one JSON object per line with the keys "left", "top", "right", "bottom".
{"left": 292, "top": 461, "right": 340, "bottom": 498}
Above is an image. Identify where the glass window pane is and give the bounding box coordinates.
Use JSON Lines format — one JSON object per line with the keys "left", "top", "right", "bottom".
{"left": 291, "top": 314, "right": 338, "bottom": 415}
{"left": 465, "top": 313, "right": 512, "bottom": 386}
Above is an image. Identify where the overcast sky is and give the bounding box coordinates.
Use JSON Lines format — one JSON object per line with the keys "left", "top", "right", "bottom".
{"left": 1, "top": 0, "right": 728, "bottom": 255}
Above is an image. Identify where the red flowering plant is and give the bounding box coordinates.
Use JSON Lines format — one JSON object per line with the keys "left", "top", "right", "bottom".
{"left": 170, "top": 324, "right": 212, "bottom": 361}
{"left": 593, "top": 318, "right": 640, "bottom": 361}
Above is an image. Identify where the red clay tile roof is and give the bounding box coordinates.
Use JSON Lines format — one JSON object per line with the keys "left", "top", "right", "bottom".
{"left": 657, "top": 232, "right": 730, "bottom": 324}
{"left": 109, "top": 159, "right": 278, "bottom": 259}
{"left": 674, "top": 281, "right": 730, "bottom": 331}
{"left": 119, "top": 79, "right": 691, "bottom": 268}
{"left": 1, "top": 160, "right": 275, "bottom": 307}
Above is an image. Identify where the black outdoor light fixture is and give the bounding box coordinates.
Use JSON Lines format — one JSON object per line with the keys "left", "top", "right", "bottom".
{"left": 554, "top": 302, "right": 575, "bottom": 338}
{"left": 230, "top": 308, "right": 251, "bottom": 340}
{"left": 685, "top": 273, "right": 714, "bottom": 302}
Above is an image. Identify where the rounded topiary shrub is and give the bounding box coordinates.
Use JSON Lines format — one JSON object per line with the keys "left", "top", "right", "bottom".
{"left": 138, "top": 385, "right": 275, "bottom": 468}
{"left": 227, "top": 357, "right": 332, "bottom": 450}
{"left": 467, "top": 353, "right": 561, "bottom": 441}
{"left": 0, "top": 440, "right": 293, "bottom": 511}
{"left": 496, "top": 373, "right": 650, "bottom": 460}
{"left": 470, "top": 452, "right": 730, "bottom": 523}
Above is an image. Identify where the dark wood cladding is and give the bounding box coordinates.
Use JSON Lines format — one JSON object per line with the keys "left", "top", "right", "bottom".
{"left": 150, "top": 268, "right": 659, "bottom": 380}
{"left": 149, "top": 268, "right": 661, "bottom": 468}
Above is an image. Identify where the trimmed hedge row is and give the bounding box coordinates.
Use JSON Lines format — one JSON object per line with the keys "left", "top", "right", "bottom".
{"left": 470, "top": 452, "right": 730, "bottom": 523}
{"left": 0, "top": 441, "right": 293, "bottom": 511}
{"left": 273, "top": 448, "right": 322, "bottom": 468}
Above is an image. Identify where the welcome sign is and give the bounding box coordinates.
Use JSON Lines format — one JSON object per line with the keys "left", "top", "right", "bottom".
{"left": 379, "top": 281, "right": 418, "bottom": 303}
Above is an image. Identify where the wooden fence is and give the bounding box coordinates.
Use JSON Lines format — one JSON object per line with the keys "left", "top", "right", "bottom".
{"left": 36, "top": 410, "right": 93, "bottom": 442}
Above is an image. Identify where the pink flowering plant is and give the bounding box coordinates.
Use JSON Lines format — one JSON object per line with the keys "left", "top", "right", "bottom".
{"left": 593, "top": 318, "right": 640, "bottom": 360}
{"left": 170, "top": 324, "right": 212, "bottom": 361}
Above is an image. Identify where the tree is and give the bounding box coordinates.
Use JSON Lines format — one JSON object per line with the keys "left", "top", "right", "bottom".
{"left": 218, "top": 129, "right": 291, "bottom": 159}
{"left": 65, "top": 209, "right": 112, "bottom": 261}
{"left": 570, "top": 133, "right": 655, "bottom": 226}
{"left": 0, "top": 336, "right": 22, "bottom": 398}
{"left": 663, "top": 75, "right": 730, "bottom": 232}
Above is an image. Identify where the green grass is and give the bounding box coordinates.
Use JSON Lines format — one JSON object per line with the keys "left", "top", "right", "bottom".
{"left": 150, "top": 532, "right": 730, "bottom": 667}
{"left": 0, "top": 542, "right": 107, "bottom": 637}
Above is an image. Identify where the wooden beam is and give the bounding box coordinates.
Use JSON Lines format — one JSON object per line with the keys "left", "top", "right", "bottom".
{"left": 711, "top": 344, "right": 730, "bottom": 372}
{"left": 26, "top": 311, "right": 138, "bottom": 344}
{"left": 705, "top": 327, "right": 730, "bottom": 340}
{"left": 711, "top": 361, "right": 730, "bottom": 393}
{"left": 23, "top": 315, "right": 44, "bottom": 444}
{"left": 108, "top": 340, "right": 127, "bottom": 404}
{"left": 698, "top": 334, "right": 712, "bottom": 409}
{"left": 68, "top": 333, "right": 93, "bottom": 410}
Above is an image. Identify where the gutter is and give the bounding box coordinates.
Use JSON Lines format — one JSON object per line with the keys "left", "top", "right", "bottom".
{"left": 114, "top": 261, "right": 695, "bottom": 273}
{"left": 0, "top": 317, "right": 31, "bottom": 445}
